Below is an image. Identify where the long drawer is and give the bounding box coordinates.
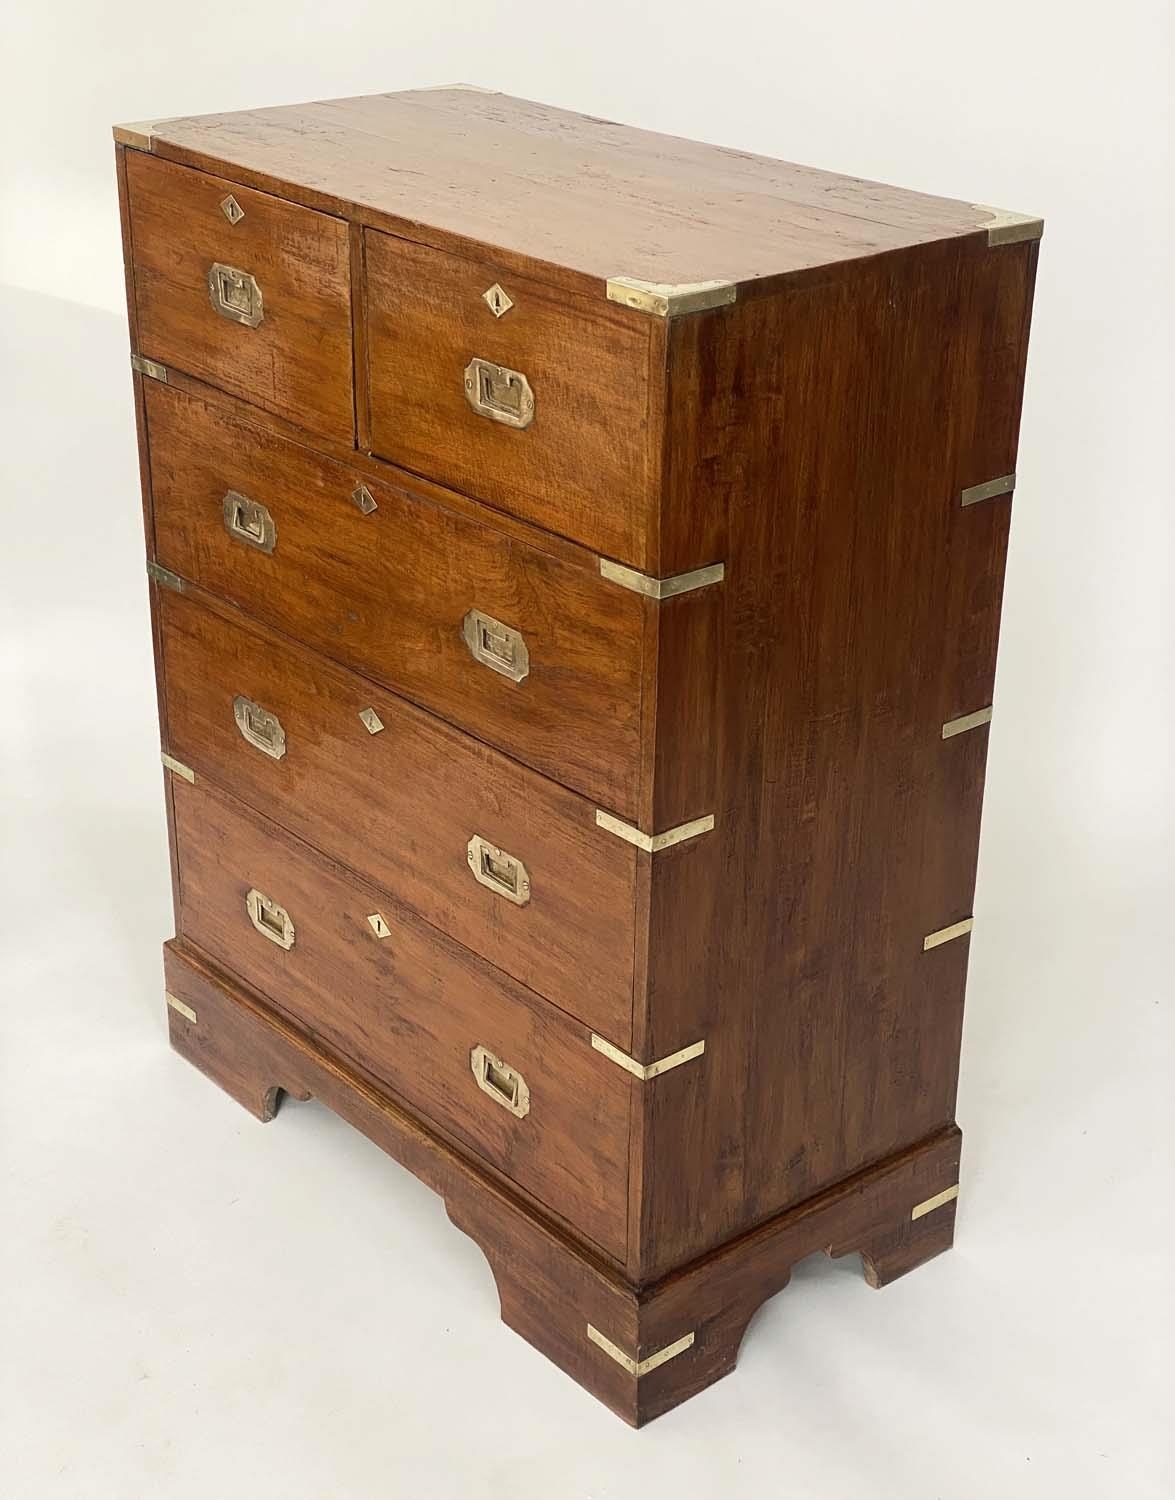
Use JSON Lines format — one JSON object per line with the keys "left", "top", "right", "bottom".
{"left": 159, "top": 585, "right": 638, "bottom": 1045}
{"left": 171, "top": 775, "right": 632, "bottom": 1259}
{"left": 146, "top": 379, "right": 646, "bottom": 817}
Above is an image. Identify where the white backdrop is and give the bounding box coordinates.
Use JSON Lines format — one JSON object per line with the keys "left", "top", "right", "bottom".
{"left": 1, "top": 3, "right": 1172, "bottom": 1496}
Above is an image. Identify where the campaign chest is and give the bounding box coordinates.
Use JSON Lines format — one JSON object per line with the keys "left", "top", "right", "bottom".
{"left": 114, "top": 87, "right": 1040, "bottom": 1425}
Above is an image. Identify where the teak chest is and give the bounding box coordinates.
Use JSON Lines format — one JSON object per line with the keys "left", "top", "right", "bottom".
{"left": 115, "top": 87, "right": 1040, "bottom": 1425}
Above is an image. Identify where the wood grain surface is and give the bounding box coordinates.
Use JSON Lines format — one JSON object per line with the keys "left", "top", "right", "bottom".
{"left": 125, "top": 152, "right": 353, "bottom": 441}
{"left": 145, "top": 380, "right": 648, "bottom": 816}
{"left": 365, "top": 231, "right": 658, "bottom": 566}
{"left": 132, "top": 89, "right": 1010, "bottom": 301}
{"left": 163, "top": 938, "right": 961, "bottom": 1425}
{"left": 627, "top": 236, "right": 1038, "bottom": 1279}
{"left": 159, "top": 584, "right": 639, "bottom": 1044}
{"left": 170, "top": 776, "right": 631, "bottom": 1259}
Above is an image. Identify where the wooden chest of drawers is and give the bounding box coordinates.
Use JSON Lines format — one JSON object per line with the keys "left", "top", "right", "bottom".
{"left": 115, "top": 87, "right": 1040, "bottom": 1425}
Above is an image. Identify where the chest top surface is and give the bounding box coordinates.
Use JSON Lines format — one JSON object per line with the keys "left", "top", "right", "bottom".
{"left": 116, "top": 87, "right": 1038, "bottom": 297}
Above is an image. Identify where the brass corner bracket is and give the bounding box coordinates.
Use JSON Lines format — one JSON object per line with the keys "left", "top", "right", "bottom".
{"left": 587, "top": 1325, "right": 696, "bottom": 1378}
{"left": 591, "top": 1034, "right": 705, "bottom": 1081}
{"left": 972, "top": 205, "right": 1044, "bottom": 248}
{"left": 599, "top": 558, "right": 725, "bottom": 600}
{"left": 961, "top": 472, "right": 1015, "bottom": 507}
{"left": 113, "top": 120, "right": 162, "bottom": 152}
{"left": 165, "top": 992, "right": 197, "bottom": 1024}
{"left": 595, "top": 810, "right": 715, "bottom": 854}
{"left": 160, "top": 752, "right": 195, "bottom": 783}
{"left": 130, "top": 354, "right": 168, "bottom": 383}
{"left": 911, "top": 1184, "right": 960, "bottom": 1221}
{"left": 605, "top": 276, "right": 737, "bottom": 318}
{"left": 922, "top": 917, "right": 974, "bottom": 952}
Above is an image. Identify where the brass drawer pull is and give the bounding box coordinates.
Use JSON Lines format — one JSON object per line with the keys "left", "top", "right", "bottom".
{"left": 223, "top": 490, "right": 276, "bottom": 554}
{"left": 233, "top": 695, "right": 287, "bottom": 760}
{"left": 470, "top": 1045, "right": 530, "bottom": 1118}
{"left": 463, "top": 356, "right": 535, "bottom": 429}
{"left": 462, "top": 608, "right": 529, "bottom": 683}
{"left": 208, "top": 262, "right": 264, "bottom": 327}
{"left": 467, "top": 835, "right": 531, "bottom": 906}
{"left": 245, "top": 888, "right": 295, "bottom": 949}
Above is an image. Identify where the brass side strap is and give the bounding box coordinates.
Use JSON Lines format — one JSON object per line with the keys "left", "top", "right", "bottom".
{"left": 595, "top": 810, "right": 715, "bottom": 853}
{"left": 923, "top": 918, "right": 974, "bottom": 952}
{"left": 599, "top": 558, "right": 725, "bottom": 600}
{"left": 586, "top": 1325, "right": 695, "bottom": 1378}
{"left": 131, "top": 354, "right": 168, "bottom": 383}
{"left": 961, "top": 473, "right": 1015, "bottom": 506}
{"left": 161, "top": 753, "right": 195, "bottom": 783}
{"left": 591, "top": 1035, "right": 705, "bottom": 1081}
{"left": 146, "top": 561, "right": 184, "bottom": 592}
{"left": 911, "top": 1184, "right": 960, "bottom": 1221}
{"left": 941, "top": 706, "right": 993, "bottom": 739}
{"left": 165, "top": 992, "right": 197, "bottom": 1024}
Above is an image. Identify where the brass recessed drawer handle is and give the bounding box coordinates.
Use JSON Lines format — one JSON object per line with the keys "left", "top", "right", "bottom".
{"left": 467, "top": 835, "right": 531, "bottom": 906}
{"left": 463, "top": 356, "right": 534, "bottom": 429}
{"left": 208, "top": 262, "right": 264, "bottom": 327}
{"left": 233, "top": 695, "right": 287, "bottom": 760}
{"left": 462, "top": 608, "right": 529, "bottom": 683}
{"left": 223, "top": 490, "right": 276, "bottom": 554}
{"left": 245, "top": 888, "right": 295, "bottom": 949}
{"left": 470, "top": 1045, "right": 530, "bottom": 1118}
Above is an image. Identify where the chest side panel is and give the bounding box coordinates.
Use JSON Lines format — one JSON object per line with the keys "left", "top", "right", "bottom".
{"left": 632, "top": 238, "right": 1038, "bottom": 1276}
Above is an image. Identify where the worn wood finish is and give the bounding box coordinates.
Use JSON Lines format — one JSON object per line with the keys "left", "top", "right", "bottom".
{"left": 159, "top": 583, "right": 638, "bottom": 1043}
{"left": 132, "top": 89, "right": 1014, "bottom": 302}
{"left": 626, "top": 235, "right": 1038, "bottom": 1279}
{"left": 170, "top": 775, "right": 631, "bottom": 1258}
{"left": 119, "top": 91, "right": 1041, "bottom": 1421}
{"left": 365, "top": 232, "right": 657, "bottom": 565}
{"left": 163, "top": 938, "right": 961, "bottom": 1426}
{"left": 145, "top": 379, "right": 648, "bottom": 817}
{"left": 125, "top": 152, "right": 353, "bottom": 442}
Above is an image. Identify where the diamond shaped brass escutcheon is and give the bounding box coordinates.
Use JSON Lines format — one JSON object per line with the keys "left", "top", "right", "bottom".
{"left": 366, "top": 912, "right": 392, "bottom": 939}
{"left": 220, "top": 194, "right": 245, "bottom": 225}
{"left": 358, "top": 707, "right": 384, "bottom": 735}
{"left": 350, "top": 483, "right": 377, "bottom": 515}
{"left": 482, "top": 283, "right": 513, "bottom": 318}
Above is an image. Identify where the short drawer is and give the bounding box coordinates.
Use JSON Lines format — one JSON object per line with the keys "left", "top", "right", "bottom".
{"left": 126, "top": 152, "right": 353, "bottom": 441}
{"left": 364, "top": 232, "right": 657, "bottom": 565}
{"left": 146, "top": 380, "right": 646, "bottom": 816}
{"left": 171, "top": 776, "right": 631, "bottom": 1260}
{"left": 160, "top": 585, "right": 638, "bottom": 1045}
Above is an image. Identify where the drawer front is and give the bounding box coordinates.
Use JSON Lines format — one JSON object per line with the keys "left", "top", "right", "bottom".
{"left": 172, "top": 776, "right": 631, "bottom": 1258}
{"left": 147, "top": 380, "right": 645, "bottom": 816}
{"left": 126, "top": 152, "right": 353, "bottom": 441}
{"left": 365, "top": 232, "right": 656, "bottom": 567}
{"left": 160, "top": 586, "right": 638, "bottom": 1045}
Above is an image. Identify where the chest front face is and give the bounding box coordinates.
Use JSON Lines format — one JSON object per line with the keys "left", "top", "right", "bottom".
{"left": 117, "top": 89, "right": 1039, "bottom": 1424}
